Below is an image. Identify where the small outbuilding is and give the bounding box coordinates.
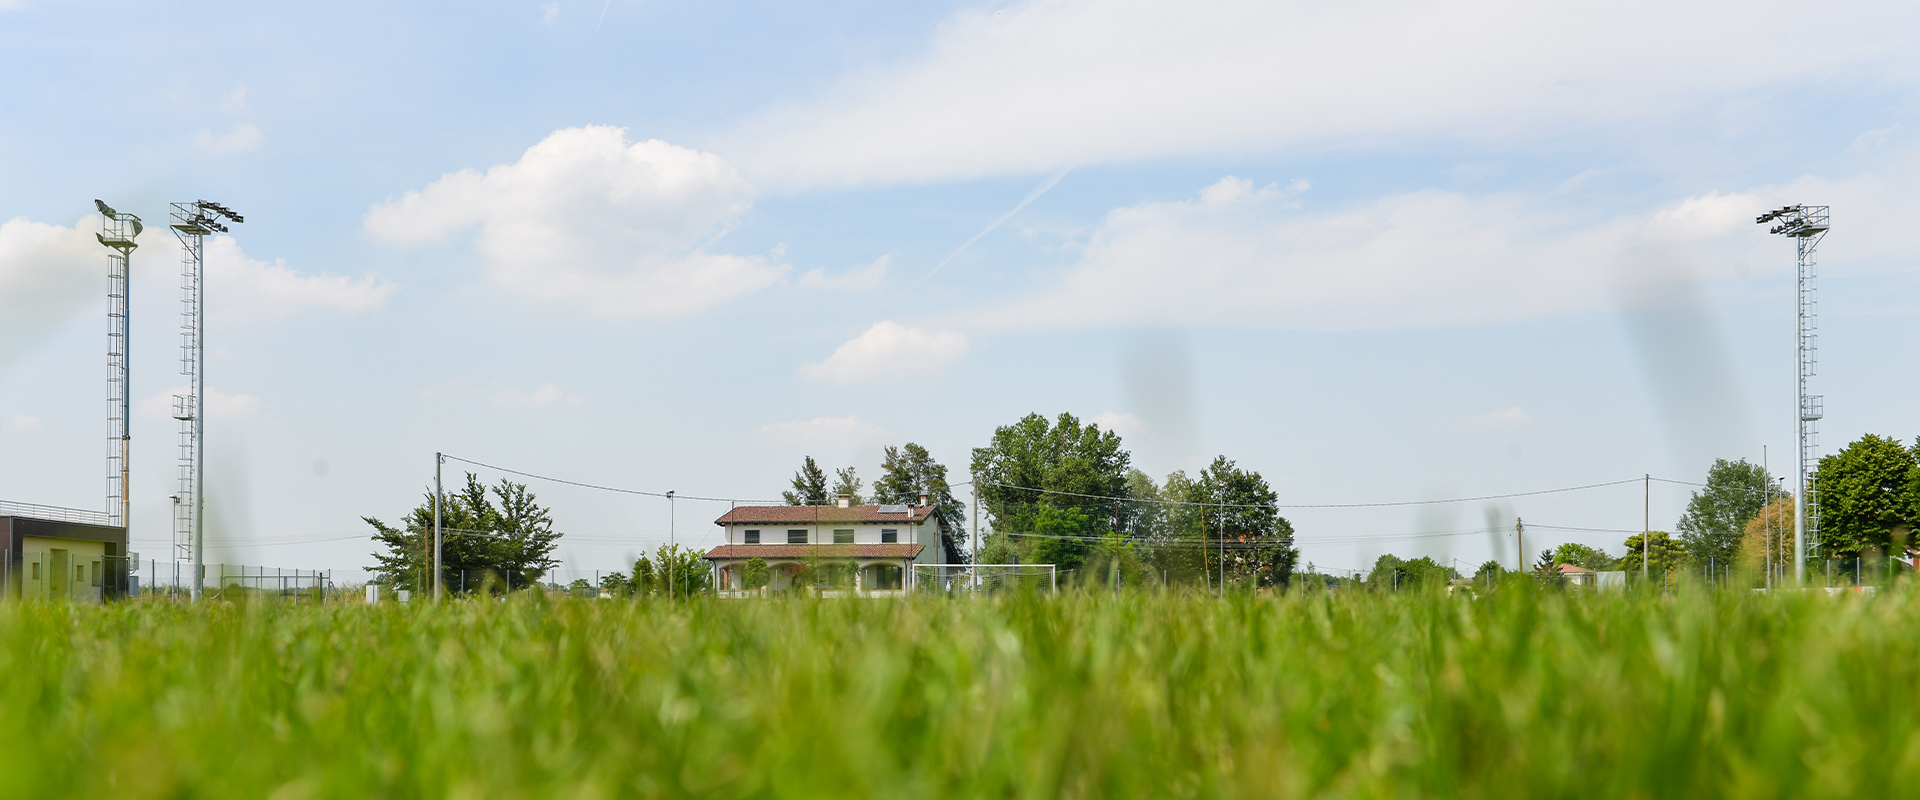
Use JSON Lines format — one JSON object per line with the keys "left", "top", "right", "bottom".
{"left": 2, "top": 512, "right": 131, "bottom": 602}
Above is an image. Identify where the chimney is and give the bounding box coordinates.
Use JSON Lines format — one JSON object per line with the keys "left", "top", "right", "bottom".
{"left": 836, "top": 494, "right": 851, "bottom": 508}
{"left": 919, "top": 492, "right": 930, "bottom": 507}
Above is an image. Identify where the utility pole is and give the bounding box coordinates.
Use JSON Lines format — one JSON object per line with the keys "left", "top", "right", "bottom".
{"left": 667, "top": 490, "right": 676, "bottom": 600}
{"left": 1515, "top": 517, "right": 1525, "bottom": 572}
{"left": 434, "top": 452, "right": 444, "bottom": 601}
{"left": 1643, "top": 474, "right": 1650, "bottom": 582}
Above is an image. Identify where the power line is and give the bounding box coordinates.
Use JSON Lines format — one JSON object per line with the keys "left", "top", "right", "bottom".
{"left": 976, "top": 477, "right": 1644, "bottom": 509}
{"left": 442, "top": 454, "right": 780, "bottom": 504}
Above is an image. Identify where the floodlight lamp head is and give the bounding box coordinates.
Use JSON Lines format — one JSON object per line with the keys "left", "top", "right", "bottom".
{"left": 95, "top": 199, "right": 117, "bottom": 218}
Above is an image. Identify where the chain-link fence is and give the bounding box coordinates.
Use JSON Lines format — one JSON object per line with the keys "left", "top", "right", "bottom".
{"left": 128, "top": 559, "right": 336, "bottom": 603}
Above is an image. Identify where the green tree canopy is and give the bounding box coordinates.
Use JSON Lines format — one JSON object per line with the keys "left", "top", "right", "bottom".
{"left": 1553, "top": 542, "right": 1615, "bottom": 571}
{"left": 971, "top": 412, "right": 1132, "bottom": 536}
{"left": 1367, "top": 554, "right": 1456, "bottom": 591}
{"left": 874, "top": 443, "right": 965, "bottom": 526}
{"left": 831, "top": 467, "right": 864, "bottom": 505}
{"left": 1814, "top": 434, "right": 1919, "bottom": 558}
{"left": 783, "top": 456, "right": 829, "bottom": 506}
{"left": 1677, "top": 458, "right": 1774, "bottom": 567}
{"left": 366, "top": 473, "right": 562, "bottom": 593}
{"left": 1617, "top": 531, "right": 1683, "bottom": 575}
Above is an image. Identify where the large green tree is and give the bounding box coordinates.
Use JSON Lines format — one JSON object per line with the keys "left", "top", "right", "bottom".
{"left": 1552, "top": 543, "right": 1615, "bottom": 571}
{"left": 1676, "top": 459, "right": 1774, "bottom": 567}
{"left": 1141, "top": 457, "right": 1297, "bottom": 588}
{"left": 873, "top": 443, "right": 965, "bottom": 526}
{"left": 366, "top": 473, "right": 562, "bottom": 593}
{"left": 971, "top": 412, "right": 1132, "bottom": 538}
{"left": 783, "top": 456, "right": 829, "bottom": 506}
{"left": 1814, "top": 434, "right": 1919, "bottom": 558}
{"left": 1617, "top": 531, "right": 1684, "bottom": 576}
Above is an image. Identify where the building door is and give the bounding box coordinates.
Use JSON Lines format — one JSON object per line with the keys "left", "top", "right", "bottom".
{"left": 49, "top": 549, "right": 71, "bottom": 599}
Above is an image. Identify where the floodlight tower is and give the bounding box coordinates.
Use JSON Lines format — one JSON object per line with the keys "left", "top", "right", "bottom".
{"left": 1756, "top": 204, "right": 1828, "bottom": 586}
{"left": 169, "top": 200, "right": 242, "bottom": 601}
{"left": 95, "top": 201, "right": 142, "bottom": 534}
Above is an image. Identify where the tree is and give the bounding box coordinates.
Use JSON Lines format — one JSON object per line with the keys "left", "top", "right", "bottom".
{"left": 1553, "top": 542, "right": 1615, "bottom": 571}
{"left": 632, "top": 555, "right": 657, "bottom": 596}
{"left": 1739, "top": 496, "right": 1796, "bottom": 570}
{"left": 651, "top": 543, "right": 711, "bottom": 598}
{"left": 366, "top": 473, "right": 562, "bottom": 594}
{"left": 1473, "top": 561, "right": 1505, "bottom": 585}
{"left": 831, "top": 467, "right": 864, "bottom": 504}
{"left": 1367, "top": 554, "right": 1455, "bottom": 591}
{"left": 971, "top": 412, "right": 1132, "bottom": 538}
{"left": 1676, "top": 458, "right": 1774, "bottom": 567}
{"left": 1617, "top": 531, "right": 1684, "bottom": 576}
{"left": 1186, "top": 456, "right": 1296, "bottom": 589}
{"left": 1024, "top": 506, "right": 1094, "bottom": 573}
{"left": 599, "top": 570, "right": 631, "bottom": 597}
{"left": 742, "top": 558, "right": 771, "bottom": 590}
{"left": 1813, "top": 434, "right": 1918, "bottom": 558}
{"left": 1531, "top": 549, "right": 1555, "bottom": 573}
{"left": 783, "top": 456, "right": 829, "bottom": 506}
{"left": 976, "top": 534, "right": 1019, "bottom": 566}
{"left": 874, "top": 443, "right": 966, "bottom": 527}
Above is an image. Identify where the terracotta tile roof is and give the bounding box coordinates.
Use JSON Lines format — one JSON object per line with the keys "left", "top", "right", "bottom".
{"left": 703, "top": 544, "right": 925, "bottom": 560}
{"left": 1556, "top": 564, "right": 1596, "bottom": 574}
{"left": 713, "top": 505, "right": 935, "bottom": 526}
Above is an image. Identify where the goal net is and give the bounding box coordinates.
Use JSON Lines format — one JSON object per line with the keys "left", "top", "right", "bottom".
{"left": 913, "top": 564, "right": 1057, "bottom": 596}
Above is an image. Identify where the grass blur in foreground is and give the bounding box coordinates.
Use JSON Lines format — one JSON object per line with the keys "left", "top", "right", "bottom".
{"left": 4, "top": 586, "right": 1919, "bottom": 798}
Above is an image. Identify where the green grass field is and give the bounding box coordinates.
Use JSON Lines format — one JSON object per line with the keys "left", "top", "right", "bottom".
{"left": 4, "top": 586, "right": 1918, "bottom": 798}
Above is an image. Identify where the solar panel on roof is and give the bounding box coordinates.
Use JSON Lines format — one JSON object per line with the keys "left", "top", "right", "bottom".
{"left": 877, "top": 504, "right": 910, "bottom": 514}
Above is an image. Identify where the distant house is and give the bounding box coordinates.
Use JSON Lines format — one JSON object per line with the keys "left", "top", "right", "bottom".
{"left": 1555, "top": 563, "right": 1596, "bottom": 587}
{"left": 704, "top": 495, "right": 963, "bottom": 595}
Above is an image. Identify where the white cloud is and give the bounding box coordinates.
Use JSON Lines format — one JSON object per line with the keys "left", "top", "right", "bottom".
{"left": 219, "top": 85, "right": 249, "bottom": 114}
{"left": 493, "top": 383, "right": 583, "bottom": 409}
{"left": 975, "top": 155, "right": 1920, "bottom": 331}
{"left": 753, "top": 415, "right": 892, "bottom": 446}
{"left": 1089, "top": 411, "right": 1148, "bottom": 438}
{"left": 365, "top": 125, "right": 785, "bottom": 316}
{"left": 0, "top": 216, "right": 98, "bottom": 371}
{"left": 204, "top": 236, "right": 397, "bottom": 323}
{"left": 195, "top": 122, "right": 263, "bottom": 153}
{"left": 541, "top": 2, "right": 559, "bottom": 24}
{"left": 800, "top": 321, "right": 970, "bottom": 383}
{"left": 138, "top": 388, "right": 263, "bottom": 421}
{"left": 726, "top": 0, "right": 1920, "bottom": 187}
{"left": 795, "top": 254, "right": 890, "bottom": 290}
{"left": 10, "top": 415, "right": 41, "bottom": 430}
{"left": 1464, "top": 407, "right": 1535, "bottom": 428}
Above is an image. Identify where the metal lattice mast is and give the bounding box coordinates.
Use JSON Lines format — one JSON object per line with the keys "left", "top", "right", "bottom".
{"left": 95, "top": 201, "right": 141, "bottom": 532}
{"left": 1758, "top": 204, "right": 1827, "bottom": 586}
{"left": 168, "top": 200, "right": 242, "bottom": 601}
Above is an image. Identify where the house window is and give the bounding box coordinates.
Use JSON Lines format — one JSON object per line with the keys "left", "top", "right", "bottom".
{"left": 834, "top": 529, "right": 854, "bottom": 544}
{"left": 77, "top": 564, "right": 86, "bottom": 584}
{"left": 788, "top": 529, "right": 808, "bottom": 544}
{"left": 869, "top": 564, "right": 903, "bottom": 590}
{"left": 881, "top": 529, "right": 898, "bottom": 543}
{"left": 744, "top": 529, "right": 761, "bottom": 544}
{"left": 91, "top": 561, "right": 102, "bottom": 587}
{"left": 31, "top": 562, "right": 40, "bottom": 580}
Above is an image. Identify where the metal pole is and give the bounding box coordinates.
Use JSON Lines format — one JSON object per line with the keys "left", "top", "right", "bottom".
{"left": 192, "top": 231, "right": 206, "bottom": 604}
{"left": 434, "top": 452, "right": 444, "bottom": 601}
{"left": 1643, "top": 474, "right": 1649, "bottom": 582}
{"left": 672, "top": 489, "right": 679, "bottom": 594}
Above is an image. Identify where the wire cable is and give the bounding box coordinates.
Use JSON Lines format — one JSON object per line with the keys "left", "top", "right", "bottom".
{"left": 975, "top": 477, "right": 1644, "bottom": 509}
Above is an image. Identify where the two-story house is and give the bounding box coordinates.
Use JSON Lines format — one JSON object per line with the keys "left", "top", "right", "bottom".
{"left": 704, "top": 495, "right": 962, "bottom": 595}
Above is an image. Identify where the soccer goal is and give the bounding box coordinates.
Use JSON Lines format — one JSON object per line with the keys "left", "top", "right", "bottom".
{"left": 913, "top": 564, "right": 1057, "bottom": 596}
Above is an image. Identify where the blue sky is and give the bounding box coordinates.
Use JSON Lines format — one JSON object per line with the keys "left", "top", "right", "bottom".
{"left": 2, "top": 0, "right": 1916, "bottom": 581}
